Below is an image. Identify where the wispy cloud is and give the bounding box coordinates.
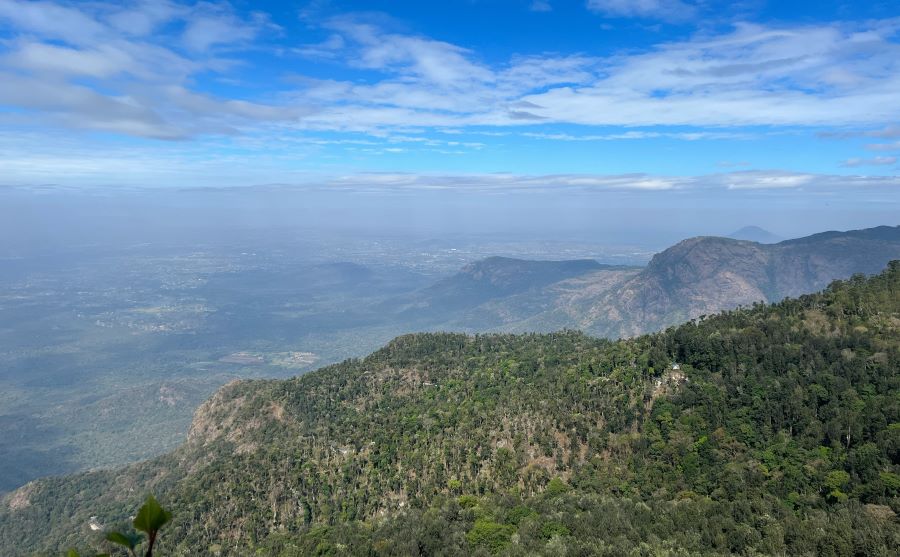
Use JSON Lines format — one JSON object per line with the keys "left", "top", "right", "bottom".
{"left": 286, "top": 17, "right": 900, "bottom": 133}
{"left": 311, "top": 171, "right": 708, "bottom": 193}
{"left": 866, "top": 141, "right": 900, "bottom": 152}
{"left": 819, "top": 124, "right": 900, "bottom": 140}
{"left": 238, "top": 170, "right": 900, "bottom": 194}
{"left": 522, "top": 130, "right": 750, "bottom": 141}
{"left": 719, "top": 171, "right": 817, "bottom": 190}
{"left": 517, "top": 21, "right": 900, "bottom": 128}
{"left": 0, "top": 0, "right": 297, "bottom": 139}
{"left": 0, "top": 0, "right": 106, "bottom": 43}
{"left": 867, "top": 125, "right": 900, "bottom": 139}
{"left": 5, "top": 126, "right": 895, "bottom": 195}
{"left": 292, "top": 34, "right": 345, "bottom": 59}
{"left": 586, "top": 0, "right": 697, "bottom": 22}
{"left": 1, "top": 1, "right": 900, "bottom": 146}
{"left": 842, "top": 156, "right": 898, "bottom": 167}
{"left": 182, "top": 6, "right": 273, "bottom": 52}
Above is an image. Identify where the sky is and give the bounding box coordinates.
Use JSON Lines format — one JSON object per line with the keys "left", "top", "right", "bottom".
{"left": 1, "top": 0, "right": 899, "bottom": 239}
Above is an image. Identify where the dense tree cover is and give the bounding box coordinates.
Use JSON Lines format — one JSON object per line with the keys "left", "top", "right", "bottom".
{"left": 2, "top": 263, "right": 899, "bottom": 556}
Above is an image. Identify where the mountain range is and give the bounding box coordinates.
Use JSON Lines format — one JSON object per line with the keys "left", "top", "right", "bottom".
{"left": 403, "top": 225, "right": 900, "bottom": 338}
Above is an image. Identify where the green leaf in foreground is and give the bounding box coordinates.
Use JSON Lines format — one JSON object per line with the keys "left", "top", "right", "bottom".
{"left": 132, "top": 495, "right": 171, "bottom": 535}
{"left": 105, "top": 530, "right": 143, "bottom": 551}
{"left": 131, "top": 495, "right": 171, "bottom": 557}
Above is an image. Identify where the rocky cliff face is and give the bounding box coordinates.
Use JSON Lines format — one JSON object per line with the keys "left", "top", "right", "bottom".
{"left": 580, "top": 225, "right": 900, "bottom": 337}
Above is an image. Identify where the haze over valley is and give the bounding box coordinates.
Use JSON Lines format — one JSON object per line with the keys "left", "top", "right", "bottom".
{"left": 2, "top": 184, "right": 898, "bottom": 492}
{"left": 2, "top": 0, "right": 900, "bottom": 555}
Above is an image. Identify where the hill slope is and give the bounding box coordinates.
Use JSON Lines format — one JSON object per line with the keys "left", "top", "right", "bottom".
{"left": 391, "top": 257, "right": 621, "bottom": 314}
{"left": 576, "top": 225, "right": 900, "bottom": 338}
{"left": 394, "top": 226, "right": 900, "bottom": 338}
{"left": 3, "top": 263, "right": 899, "bottom": 556}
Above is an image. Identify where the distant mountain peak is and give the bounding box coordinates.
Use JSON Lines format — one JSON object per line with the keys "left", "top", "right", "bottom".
{"left": 727, "top": 225, "right": 784, "bottom": 244}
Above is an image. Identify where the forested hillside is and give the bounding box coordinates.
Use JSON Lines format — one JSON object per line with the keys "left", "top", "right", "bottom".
{"left": 3, "top": 263, "right": 900, "bottom": 556}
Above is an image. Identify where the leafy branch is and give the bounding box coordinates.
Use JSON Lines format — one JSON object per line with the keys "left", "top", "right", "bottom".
{"left": 67, "top": 495, "right": 171, "bottom": 557}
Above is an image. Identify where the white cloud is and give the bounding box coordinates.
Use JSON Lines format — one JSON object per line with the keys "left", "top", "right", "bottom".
{"left": 522, "top": 130, "right": 749, "bottom": 141}
{"left": 1, "top": 3, "right": 900, "bottom": 142}
{"left": 106, "top": 1, "right": 187, "bottom": 36}
{"left": 292, "top": 34, "right": 345, "bottom": 59}
{"left": 719, "top": 171, "right": 816, "bottom": 190}
{"left": 867, "top": 125, "right": 900, "bottom": 139}
{"left": 842, "top": 156, "right": 897, "bottom": 167}
{"left": 288, "top": 16, "right": 598, "bottom": 127}
{"left": 5, "top": 42, "right": 135, "bottom": 78}
{"left": 530, "top": 1, "right": 552, "bottom": 12}
{"left": 284, "top": 18, "right": 900, "bottom": 134}
{"left": 867, "top": 141, "right": 900, "bottom": 152}
{"left": 182, "top": 6, "right": 271, "bottom": 52}
{"left": 0, "top": 0, "right": 296, "bottom": 139}
{"left": 0, "top": 0, "right": 105, "bottom": 44}
{"left": 516, "top": 22, "right": 900, "bottom": 127}
{"left": 325, "top": 18, "right": 495, "bottom": 85}
{"left": 0, "top": 128, "right": 896, "bottom": 194}
{"left": 316, "top": 170, "right": 900, "bottom": 194}
{"left": 586, "top": 0, "right": 697, "bottom": 21}
{"left": 710, "top": 171, "right": 900, "bottom": 191}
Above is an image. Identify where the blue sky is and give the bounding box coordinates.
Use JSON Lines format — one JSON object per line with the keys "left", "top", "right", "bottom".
{"left": 0, "top": 0, "right": 899, "bottom": 213}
